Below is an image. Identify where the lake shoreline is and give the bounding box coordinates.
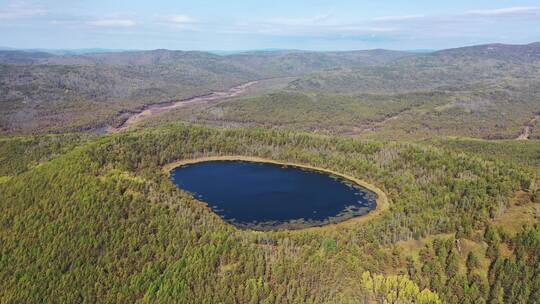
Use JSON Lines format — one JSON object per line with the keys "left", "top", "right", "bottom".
{"left": 163, "top": 155, "right": 390, "bottom": 232}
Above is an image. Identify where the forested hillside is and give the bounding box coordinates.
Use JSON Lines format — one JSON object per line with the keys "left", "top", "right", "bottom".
{"left": 176, "top": 43, "right": 540, "bottom": 140}
{"left": 1, "top": 42, "right": 540, "bottom": 303}
{"left": 0, "top": 49, "right": 412, "bottom": 134}
{"left": 2, "top": 43, "right": 539, "bottom": 140}
{"left": 1, "top": 123, "right": 538, "bottom": 302}
{"left": 289, "top": 43, "right": 540, "bottom": 93}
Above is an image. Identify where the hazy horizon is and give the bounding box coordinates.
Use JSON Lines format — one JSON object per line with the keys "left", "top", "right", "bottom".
{"left": 2, "top": 40, "right": 539, "bottom": 55}
{"left": 1, "top": 0, "right": 540, "bottom": 51}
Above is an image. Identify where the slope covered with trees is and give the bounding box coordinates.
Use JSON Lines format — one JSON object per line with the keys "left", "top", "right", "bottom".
{"left": 0, "top": 49, "right": 412, "bottom": 135}
{"left": 2, "top": 43, "right": 539, "bottom": 140}
{"left": 1, "top": 123, "right": 537, "bottom": 302}
{"left": 399, "top": 223, "right": 540, "bottom": 303}
{"left": 289, "top": 43, "right": 540, "bottom": 93}
{"left": 1, "top": 42, "right": 540, "bottom": 303}
{"left": 175, "top": 43, "right": 540, "bottom": 140}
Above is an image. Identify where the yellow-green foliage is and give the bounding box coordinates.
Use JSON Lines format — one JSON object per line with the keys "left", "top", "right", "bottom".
{"left": 407, "top": 223, "right": 540, "bottom": 304}
{"left": 359, "top": 271, "right": 441, "bottom": 304}
{"left": 0, "top": 124, "right": 536, "bottom": 303}
{"left": 197, "top": 90, "right": 430, "bottom": 132}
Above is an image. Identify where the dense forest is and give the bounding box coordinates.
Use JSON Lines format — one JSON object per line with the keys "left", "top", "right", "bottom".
{"left": 0, "top": 49, "right": 410, "bottom": 134}
{"left": 2, "top": 43, "right": 540, "bottom": 140}
{"left": 1, "top": 123, "right": 538, "bottom": 302}
{"left": 1, "top": 40, "right": 539, "bottom": 303}
{"left": 405, "top": 223, "right": 540, "bottom": 303}
{"left": 124, "top": 43, "right": 540, "bottom": 141}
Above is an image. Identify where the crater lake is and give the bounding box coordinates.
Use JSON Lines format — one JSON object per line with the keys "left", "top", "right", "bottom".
{"left": 170, "top": 160, "right": 377, "bottom": 230}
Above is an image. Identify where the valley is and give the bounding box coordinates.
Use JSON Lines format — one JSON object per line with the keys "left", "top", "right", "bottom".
{"left": 1, "top": 41, "right": 539, "bottom": 304}
{"left": 108, "top": 80, "right": 260, "bottom": 132}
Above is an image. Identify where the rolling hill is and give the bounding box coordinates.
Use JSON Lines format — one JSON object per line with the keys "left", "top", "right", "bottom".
{"left": 0, "top": 48, "right": 413, "bottom": 134}
{"left": 1, "top": 42, "right": 540, "bottom": 303}
{"left": 288, "top": 42, "right": 540, "bottom": 93}
{"left": 1, "top": 123, "right": 537, "bottom": 303}
{"left": 175, "top": 42, "right": 540, "bottom": 140}
{"left": 3, "top": 43, "right": 538, "bottom": 139}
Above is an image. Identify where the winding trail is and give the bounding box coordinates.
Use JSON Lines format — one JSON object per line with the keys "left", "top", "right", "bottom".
{"left": 516, "top": 113, "right": 540, "bottom": 140}
{"left": 108, "top": 80, "right": 259, "bottom": 133}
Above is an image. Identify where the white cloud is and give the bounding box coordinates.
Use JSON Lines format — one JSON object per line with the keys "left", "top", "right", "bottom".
{"left": 167, "top": 14, "right": 196, "bottom": 24}
{"left": 465, "top": 6, "right": 539, "bottom": 16}
{"left": 88, "top": 19, "right": 136, "bottom": 27}
{"left": 268, "top": 14, "right": 332, "bottom": 26}
{"left": 334, "top": 25, "right": 398, "bottom": 33}
{"left": 0, "top": 1, "right": 47, "bottom": 19}
{"left": 221, "top": 22, "right": 398, "bottom": 37}
{"left": 373, "top": 15, "right": 424, "bottom": 22}
{"left": 218, "top": 13, "right": 402, "bottom": 37}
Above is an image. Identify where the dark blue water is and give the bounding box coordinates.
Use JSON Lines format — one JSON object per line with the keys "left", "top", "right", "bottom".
{"left": 170, "top": 160, "right": 377, "bottom": 230}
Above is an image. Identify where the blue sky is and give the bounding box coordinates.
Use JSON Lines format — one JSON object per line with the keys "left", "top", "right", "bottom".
{"left": 1, "top": 0, "right": 540, "bottom": 51}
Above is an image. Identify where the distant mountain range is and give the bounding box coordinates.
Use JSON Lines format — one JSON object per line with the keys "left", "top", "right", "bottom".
{"left": 0, "top": 47, "right": 135, "bottom": 55}
{"left": 1, "top": 42, "right": 539, "bottom": 136}
{"left": 289, "top": 42, "right": 540, "bottom": 93}
{"left": 0, "top": 46, "right": 428, "bottom": 57}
